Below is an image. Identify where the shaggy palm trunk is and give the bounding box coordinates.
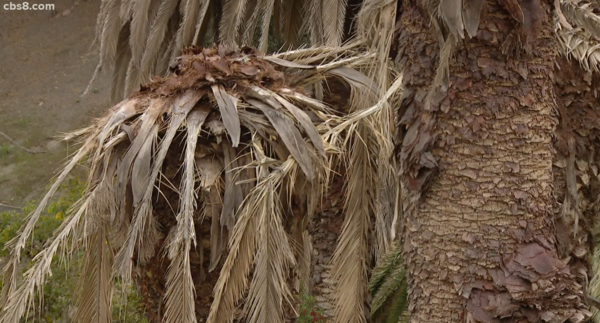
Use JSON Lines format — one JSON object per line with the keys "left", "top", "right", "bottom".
{"left": 397, "top": 1, "right": 589, "bottom": 322}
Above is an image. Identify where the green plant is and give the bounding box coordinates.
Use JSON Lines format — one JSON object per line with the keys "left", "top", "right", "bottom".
{"left": 13, "top": 118, "right": 30, "bottom": 127}
{"left": 0, "top": 144, "right": 10, "bottom": 158}
{"left": 369, "top": 243, "right": 409, "bottom": 323}
{"left": 297, "top": 285, "right": 328, "bottom": 323}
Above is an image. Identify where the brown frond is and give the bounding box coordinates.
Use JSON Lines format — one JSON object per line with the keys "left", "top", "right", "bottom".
{"left": 174, "top": 0, "right": 207, "bottom": 58}
{"left": 139, "top": 0, "right": 180, "bottom": 84}
{"left": 281, "top": 0, "right": 306, "bottom": 48}
{"left": 219, "top": 0, "right": 249, "bottom": 46}
{"left": 242, "top": 164, "right": 296, "bottom": 323}
{"left": 162, "top": 105, "right": 210, "bottom": 323}
{"left": 130, "top": 0, "right": 153, "bottom": 68}
{"left": 307, "top": 0, "right": 325, "bottom": 44}
{"left": 323, "top": 0, "right": 349, "bottom": 46}
{"left": 258, "top": 0, "right": 276, "bottom": 53}
{"left": 0, "top": 136, "right": 98, "bottom": 313}
{"left": 561, "top": 0, "right": 600, "bottom": 38}
{"left": 556, "top": 20, "right": 600, "bottom": 72}
{"left": 73, "top": 228, "right": 114, "bottom": 323}
{"left": 330, "top": 79, "right": 379, "bottom": 322}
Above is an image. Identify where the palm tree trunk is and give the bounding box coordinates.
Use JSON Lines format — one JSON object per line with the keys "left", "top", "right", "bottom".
{"left": 396, "top": 1, "right": 590, "bottom": 322}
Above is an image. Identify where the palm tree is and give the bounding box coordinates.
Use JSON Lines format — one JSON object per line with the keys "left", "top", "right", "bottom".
{"left": 5, "top": 0, "right": 600, "bottom": 322}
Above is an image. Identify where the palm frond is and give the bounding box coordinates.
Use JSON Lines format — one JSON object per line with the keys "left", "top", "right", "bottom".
{"left": 258, "top": 0, "right": 276, "bottom": 53}
{"left": 0, "top": 135, "right": 98, "bottom": 313}
{"left": 139, "top": 0, "right": 180, "bottom": 84}
{"left": 73, "top": 227, "right": 114, "bottom": 323}
{"left": 369, "top": 242, "right": 408, "bottom": 321}
{"left": 562, "top": 0, "right": 600, "bottom": 38}
{"left": 307, "top": 0, "right": 325, "bottom": 44}
{"left": 162, "top": 105, "right": 210, "bottom": 323}
{"left": 242, "top": 158, "right": 296, "bottom": 323}
{"left": 130, "top": 0, "right": 153, "bottom": 69}
{"left": 219, "top": 0, "right": 249, "bottom": 46}
{"left": 174, "top": 0, "right": 207, "bottom": 58}
{"left": 281, "top": 0, "right": 306, "bottom": 48}
{"left": 323, "top": 0, "right": 349, "bottom": 46}
{"left": 556, "top": 20, "right": 600, "bottom": 72}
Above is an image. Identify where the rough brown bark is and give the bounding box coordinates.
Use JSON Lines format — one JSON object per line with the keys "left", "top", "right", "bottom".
{"left": 396, "top": 1, "right": 591, "bottom": 322}
{"left": 307, "top": 174, "right": 346, "bottom": 319}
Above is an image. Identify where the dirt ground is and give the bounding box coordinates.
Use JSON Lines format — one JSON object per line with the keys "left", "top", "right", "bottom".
{"left": 0, "top": 0, "right": 109, "bottom": 211}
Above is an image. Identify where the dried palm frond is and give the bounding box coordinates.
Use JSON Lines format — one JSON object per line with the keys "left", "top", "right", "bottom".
{"left": 310, "top": 2, "right": 401, "bottom": 321}
{"left": 555, "top": 21, "right": 600, "bottom": 72}
{"left": 355, "top": 0, "right": 401, "bottom": 260}
{"left": 555, "top": 0, "right": 600, "bottom": 72}
{"left": 561, "top": 0, "right": 600, "bottom": 38}
{"left": 323, "top": 0, "right": 349, "bottom": 46}
{"left": 0, "top": 46, "right": 385, "bottom": 323}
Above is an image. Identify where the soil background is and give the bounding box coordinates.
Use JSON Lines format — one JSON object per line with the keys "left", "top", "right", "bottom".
{"left": 0, "top": 0, "right": 109, "bottom": 211}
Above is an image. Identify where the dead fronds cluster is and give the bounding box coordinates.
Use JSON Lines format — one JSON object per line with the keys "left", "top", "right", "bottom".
{"left": 556, "top": 0, "right": 600, "bottom": 71}
{"left": 0, "top": 45, "right": 395, "bottom": 323}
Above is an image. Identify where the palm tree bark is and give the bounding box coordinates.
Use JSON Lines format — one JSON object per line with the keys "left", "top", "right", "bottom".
{"left": 396, "top": 1, "right": 591, "bottom": 322}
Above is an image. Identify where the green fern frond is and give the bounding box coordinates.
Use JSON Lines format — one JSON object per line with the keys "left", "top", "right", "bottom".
{"left": 369, "top": 242, "right": 409, "bottom": 323}
{"left": 385, "top": 283, "right": 409, "bottom": 323}
{"left": 588, "top": 202, "right": 600, "bottom": 323}
{"left": 370, "top": 242, "right": 403, "bottom": 295}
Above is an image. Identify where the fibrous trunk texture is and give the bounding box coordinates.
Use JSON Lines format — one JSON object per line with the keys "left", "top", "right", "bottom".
{"left": 397, "top": 0, "right": 591, "bottom": 322}
{"left": 308, "top": 174, "right": 346, "bottom": 318}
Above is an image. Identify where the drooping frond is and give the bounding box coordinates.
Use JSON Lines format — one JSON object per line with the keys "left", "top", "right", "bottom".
{"left": 0, "top": 135, "right": 98, "bottom": 313}
{"left": 281, "top": 0, "right": 306, "bottom": 48}
{"left": 162, "top": 104, "right": 210, "bottom": 323}
{"left": 323, "top": 0, "right": 349, "bottom": 46}
{"left": 355, "top": 0, "right": 401, "bottom": 258}
{"left": 174, "top": 0, "right": 210, "bottom": 59}
{"left": 241, "top": 159, "right": 296, "bottom": 323}
{"left": 219, "top": 0, "right": 249, "bottom": 46}
{"left": 1, "top": 193, "right": 96, "bottom": 323}
{"left": 74, "top": 227, "right": 114, "bottom": 323}
{"left": 307, "top": 0, "right": 326, "bottom": 44}
{"left": 329, "top": 75, "right": 379, "bottom": 323}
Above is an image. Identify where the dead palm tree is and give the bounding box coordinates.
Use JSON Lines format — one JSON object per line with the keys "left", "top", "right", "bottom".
{"left": 0, "top": 44, "right": 398, "bottom": 323}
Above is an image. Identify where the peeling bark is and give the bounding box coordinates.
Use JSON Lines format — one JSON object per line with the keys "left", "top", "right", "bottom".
{"left": 396, "top": 1, "right": 591, "bottom": 322}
